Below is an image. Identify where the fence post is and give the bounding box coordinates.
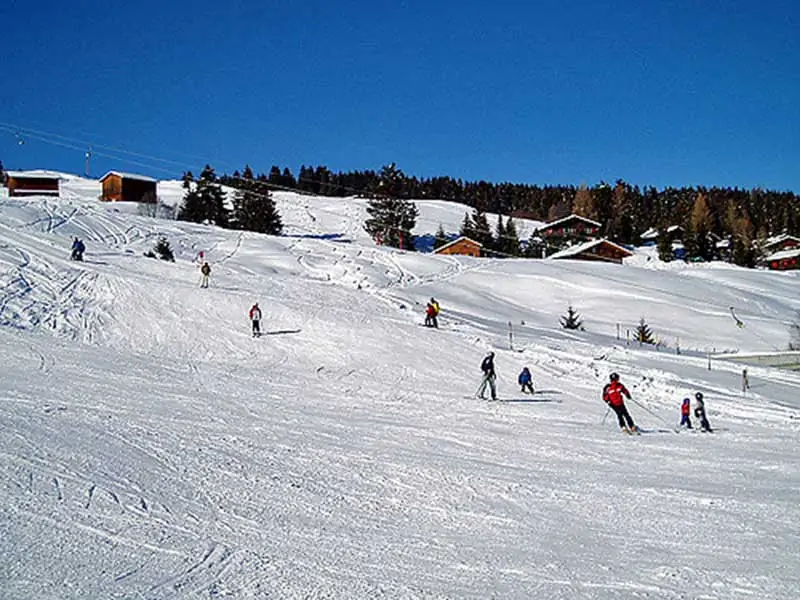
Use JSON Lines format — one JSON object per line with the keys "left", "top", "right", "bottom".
{"left": 676, "top": 337, "right": 681, "bottom": 355}
{"left": 508, "top": 321, "right": 513, "bottom": 350}
{"left": 616, "top": 323, "right": 620, "bottom": 340}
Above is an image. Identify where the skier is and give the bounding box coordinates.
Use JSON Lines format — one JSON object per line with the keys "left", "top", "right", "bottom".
{"left": 602, "top": 372, "right": 639, "bottom": 434}
{"left": 679, "top": 397, "right": 693, "bottom": 429}
{"left": 249, "top": 302, "right": 262, "bottom": 337}
{"left": 424, "top": 302, "right": 436, "bottom": 327}
{"left": 518, "top": 367, "right": 534, "bottom": 394}
{"left": 71, "top": 237, "right": 85, "bottom": 261}
{"left": 694, "top": 392, "right": 713, "bottom": 432}
{"left": 477, "top": 351, "right": 497, "bottom": 401}
{"left": 430, "top": 297, "right": 440, "bottom": 328}
{"left": 200, "top": 262, "right": 211, "bottom": 288}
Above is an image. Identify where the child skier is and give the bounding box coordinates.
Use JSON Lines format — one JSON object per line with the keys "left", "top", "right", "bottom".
{"left": 680, "top": 397, "right": 693, "bottom": 429}
{"left": 477, "top": 351, "right": 497, "bottom": 401}
{"left": 602, "top": 372, "right": 639, "bottom": 434}
{"left": 694, "top": 392, "right": 713, "bottom": 432}
{"left": 518, "top": 367, "right": 534, "bottom": 394}
{"left": 249, "top": 302, "right": 262, "bottom": 337}
{"left": 200, "top": 262, "right": 211, "bottom": 288}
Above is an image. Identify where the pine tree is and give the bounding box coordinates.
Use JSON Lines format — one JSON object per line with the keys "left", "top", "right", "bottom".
{"left": 471, "top": 210, "right": 493, "bottom": 248}
{"left": 459, "top": 212, "right": 476, "bottom": 240}
{"left": 177, "top": 171, "right": 205, "bottom": 223}
{"left": 433, "top": 224, "right": 449, "bottom": 250}
{"left": 0, "top": 159, "right": 5, "bottom": 182}
{"left": 635, "top": 317, "right": 655, "bottom": 344}
{"left": 560, "top": 305, "right": 583, "bottom": 330}
{"left": 231, "top": 166, "right": 263, "bottom": 231}
{"left": 154, "top": 236, "right": 175, "bottom": 262}
{"left": 188, "top": 165, "right": 230, "bottom": 227}
{"left": 503, "top": 217, "right": 520, "bottom": 256}
{"left": 494, "top": 214, "right": 507, "bottom": 254}
{"left": 363, "top": 163, "right": 418, "bottom": 250}
{"left": 657, "top": 226, "right": 673, "bottom": 261}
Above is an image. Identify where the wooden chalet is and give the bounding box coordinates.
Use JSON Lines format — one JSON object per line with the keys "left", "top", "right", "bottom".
{"left": 537, "top": 214, "right": 602, "bottom": 241}
{"left": 433, "top": 236, "right": 482, "bottom": 257}
{"left": 764, "top": 248, "right": 800, "bottom": 271}
{"left": 762, "top": 234, "right": 800, "bottom": 254}
{"left": 548, "top": 238, "right": 633, "bottom": 265}
{"left": 4, "top": 170, "right": 60, "bottom": 197}
{"left": 100, "top": 171, "right": 157, "bottom": 203}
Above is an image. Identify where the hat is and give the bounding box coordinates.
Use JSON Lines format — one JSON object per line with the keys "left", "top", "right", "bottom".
{"left": 609, "top": 372, "right": 619, "bottom": 382}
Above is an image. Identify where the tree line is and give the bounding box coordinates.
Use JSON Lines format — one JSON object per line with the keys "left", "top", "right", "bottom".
{"left": 177, "top": 165, "right": 283, "bottom": 235}
{"left": 175, "top": 161, "right": 799, "bottom": 267}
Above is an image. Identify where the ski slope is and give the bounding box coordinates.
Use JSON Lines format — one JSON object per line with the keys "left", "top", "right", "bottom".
{"left": 1, "top": 175, "right": 798, "bottom": 599}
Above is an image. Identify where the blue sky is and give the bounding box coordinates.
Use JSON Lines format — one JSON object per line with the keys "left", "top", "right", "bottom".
{"left": 1, "top": 0, "right": 798, "bottom": 191}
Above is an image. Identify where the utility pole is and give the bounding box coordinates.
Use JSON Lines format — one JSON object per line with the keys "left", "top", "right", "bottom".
{"left": 85, "top": 146, "right": 92, "bottom": 178}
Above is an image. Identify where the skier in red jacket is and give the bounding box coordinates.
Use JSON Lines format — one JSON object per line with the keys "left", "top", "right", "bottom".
{"left": 603, "top": 373, "right": 639, "bottom": 434}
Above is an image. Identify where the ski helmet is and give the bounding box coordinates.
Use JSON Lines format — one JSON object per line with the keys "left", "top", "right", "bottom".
{"left": 695, "top": 392, "right": 704, "bottom": 401}
{"left": 609, "top": 372, "right": 620, "bottom": 382}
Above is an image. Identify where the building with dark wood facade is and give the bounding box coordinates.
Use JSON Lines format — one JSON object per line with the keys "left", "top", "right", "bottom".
{"left": 537, "top": 214, "right": 602, "bottom": 242}
{"left": 764, "top": 248, "right": 800, "bottom": 271}
{"left": 4, "top": 171, "right": 61, "bottom": 197}
{"left": 548, "top": 238, "right": 633, "bottom": 264}
{"left": 100, "top": 171, "right": 157, "bottom": 203}
{"left": 762, "top": 234, "right": 800, "bottom": 255}
{"left": 433, "top": 236, "right": 482, "bottom": 257}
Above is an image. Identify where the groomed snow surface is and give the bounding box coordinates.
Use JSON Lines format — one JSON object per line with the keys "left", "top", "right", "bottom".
{"left": 1, "top": 176, "right": 799, "bottom": 599}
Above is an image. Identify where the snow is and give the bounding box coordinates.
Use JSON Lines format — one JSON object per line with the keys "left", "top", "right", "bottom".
{"left": 547, "top": 238, "right": 632, "bottom": 260}
{"left": 99, "top": 170, "right": 158, "bottom": 183}
{"left": 1, "top": 173, "right": 799, "bottom": 599}
{"left": 4, "top": 169, "right": 64, "bottom": 180}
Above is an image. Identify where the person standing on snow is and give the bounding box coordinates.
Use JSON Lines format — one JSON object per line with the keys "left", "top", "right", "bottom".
{"left": 680, "top": 397, "right": 693, "bottom": 429}
{"left": 518, "top": 367, "right": 534, "bottom": 394}
{"left": 430, "top": 297, "right": 440, "bottom": 328}
{"left": 425, "top": 302, "right": 436, "bottom": 327}
{"left": 200, "top": 262, "right": 211, "bottom": 288}
{"left": 694, "top": 392, "right": 713, "bottom": 432}
{"left": 249, "top": 302, "right": 262, "bottom": 337}
{"left": 477, "top": 351, "right": 497, "bottom": 401}
{"left": 602, "top": 372, "right": 639, "bottom": 434}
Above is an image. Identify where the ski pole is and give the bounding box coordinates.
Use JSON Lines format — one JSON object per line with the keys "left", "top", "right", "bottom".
{"left": 628, "top": 397, "right": 677, "bottom": 431}
{"left": 601, "top": 406, "right": 610, "bottom": 425}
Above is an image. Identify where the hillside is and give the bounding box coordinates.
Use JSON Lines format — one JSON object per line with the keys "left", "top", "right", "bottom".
{"left": 1, "top": 175, "right": 798, "bottom": 599}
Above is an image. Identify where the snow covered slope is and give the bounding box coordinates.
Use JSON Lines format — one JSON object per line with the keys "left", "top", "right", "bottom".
{"left": 1, "top": 175, "right": 798, "bottom": 599}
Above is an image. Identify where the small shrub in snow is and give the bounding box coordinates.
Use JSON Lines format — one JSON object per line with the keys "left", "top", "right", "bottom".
{"left": 635, "top": 317, "right": 655, "bottom": 345}
{"left": 154, "top": 236, "right": 175, "bottom": 262}
{"left": 560, "top": 305, "right": 584, "bottom": 330}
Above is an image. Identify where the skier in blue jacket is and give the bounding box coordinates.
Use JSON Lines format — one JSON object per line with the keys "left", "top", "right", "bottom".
{"left": 518, "top": 367, "right": 534, "bottom": 394}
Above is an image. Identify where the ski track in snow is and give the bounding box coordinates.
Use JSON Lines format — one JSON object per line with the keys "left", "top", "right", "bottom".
{"left": 0, "top": 182, "right": 798, "bottom": 599}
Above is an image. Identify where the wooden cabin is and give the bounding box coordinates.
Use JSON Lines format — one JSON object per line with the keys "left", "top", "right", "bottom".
{"left": 5, "top": 171, "right": 60, "bottom": 197}
{"left": 548, "top": 238, "right": 633, "bottom": 264}
{"left": 433, "top": 236, "right": 482, "bottom": 257}
{"left": 100, "top": 171, "right": 157, "bottom": 203}
{"left": 762, "top": 234, "right": 800, "bottom": 254}
{"left": 765, "top": 248, "right": 800, "bottom": 271}
{"left": 537, "top": 214, "right": 602, "bottom": 242}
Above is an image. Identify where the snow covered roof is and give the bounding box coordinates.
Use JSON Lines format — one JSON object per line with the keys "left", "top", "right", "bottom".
{"left": 99, "top": 171, "right": 157, "bottom": 183}
{"left": 548, "top": 238, "right": 633, "bottom": 260}
{"left": 763, "top": 233, "right": 800, "bottom": 249}
{"left": 5, "top": 170, "right": 63, "bottom": 180}
{"left": 640, "top": 225, "right": 683, "bottom": 240}
{"left": 540, "top": 213, "right": 602, "bottom": 230}
{"left": 765, "top": 247, "right": 800, "bottom": 261}
{"left": 433, "top": 236, "right": 482, "bottom": 253}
